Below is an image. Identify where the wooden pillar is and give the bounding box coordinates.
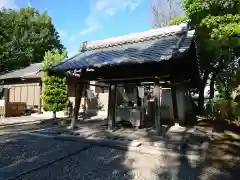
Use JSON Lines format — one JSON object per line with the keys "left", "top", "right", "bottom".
{"left": 108, "top": 84, "right": 117, "bottom": 130}
{"left": 140, "top": 97, "right": 145, "bottom": 128}
{"left": 4, "top": 88, "right": 9, "bottom": 117}
{"left": 138, "top": 86, "right": 145, "bottom": 128}
{"left": 70, "top": 83, "right": 85, "bottom": 129}
{"left": 38, "top": 81, "right": 42, "bottom": 114}
{"left": 154, "top": 83, "right": 162, "bottom": 136}
{"left": 70, "top": 70, "right": 86, "bottom": 129}
{"left": 171, "top": 86, "right": 179, "bottom": 122}
{"left": 4, "top": 88, "right": 9, "bottom": 104}
{"left": 107, "top": 84, "right": 112, "bottom": 121}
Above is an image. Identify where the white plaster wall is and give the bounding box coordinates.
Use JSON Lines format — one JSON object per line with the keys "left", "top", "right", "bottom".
{"left": 0, "top": 100, "right": 4, "bottom": 106}
{"left": 88, "top": 81, "right": 108, "bottom": 115}
{"left": 98, "top": 92, "right": 109, "bottom": 111}
{"left": 160, "top": 87, "right": 186, "bottom": 122}
{"left": 175, "top": 87, "right": 186, "bottom": 121}
{"left": 68, "top": 81, "right": 109, "bottom": 116}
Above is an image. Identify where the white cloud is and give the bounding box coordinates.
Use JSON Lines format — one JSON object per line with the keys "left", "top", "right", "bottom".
{"left": 79, "top": 0, "right": 142, "bottom": 36}
{"left": 79, "top": 16, "right": 99, "bottom": 36}
{"left": 122, "top": 0, "right": 142, "bottom": 12}
{"left": 0, "top": 0, "right": 18, "bottom": 9}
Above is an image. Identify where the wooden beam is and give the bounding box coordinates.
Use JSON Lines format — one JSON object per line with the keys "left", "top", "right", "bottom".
{"left": 80, "top": 81, "right": 109, "bottom": 88}
{"left": 171, "top": 86, "right": 179, "bottom": 122}
{"left": 154, "top": 83, "right": 162, "bottom": 136}
{"left": 96, "top": 76, "right": 166, "bottom": 82}
{"left": 108, "top": 84, "right": 117, "bottom": 130}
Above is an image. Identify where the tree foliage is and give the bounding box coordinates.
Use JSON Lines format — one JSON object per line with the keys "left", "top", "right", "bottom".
{"left": 169, "top": 16, "right": 186, "bottom": 25}
{"left": 0, "top": 7, "right": 63, "bottom": 74}
{"left": 42, "top": 50, "right": 68, "bottom": 118}
{"left": 181, "top": 0, "right": 240, "bottom": 113}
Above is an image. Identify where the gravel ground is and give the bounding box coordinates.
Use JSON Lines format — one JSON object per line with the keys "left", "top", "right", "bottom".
{"left": 12, "top": 145, "right": 213, "bottom": 180}
{"left": 0, "top": 134, "right": 75, "bottom": 168}
{"left": 1, "top": 119, "right": 239, "bottom": 180}
{"left": 12, "top": 145, "right": 240, "bottom": 180}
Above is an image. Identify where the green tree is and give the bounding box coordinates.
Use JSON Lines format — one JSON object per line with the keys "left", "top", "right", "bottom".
{"left": 42, "top": 50, "right": 68, "bottom": 119}
{"left": 169, "top": 16, "right": 186, "bottom": 25}
{"left": 181, "top": 0, "right": 240, "bottom": 113}
{"left": 0, "top": 7, "right": 63, "bottom": 74}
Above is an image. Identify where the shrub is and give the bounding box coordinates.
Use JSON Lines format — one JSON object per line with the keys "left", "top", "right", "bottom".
{"left": 206, "top": 97, "right": 240, "bottom": 120}
{"left": 42, "top": 50, "right": 68, "bottom": 118}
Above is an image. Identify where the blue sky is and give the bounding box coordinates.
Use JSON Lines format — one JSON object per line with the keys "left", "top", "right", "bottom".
{"left": 0, "top": 0, "right": 182, "bottom": 57}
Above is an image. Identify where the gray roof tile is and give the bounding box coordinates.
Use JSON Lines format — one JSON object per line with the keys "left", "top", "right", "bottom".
{"left": 0, "top": 63, "right": 43, "bottom": 80}
{"left": 51, "top": 24, "right": 195, "bottom": 72}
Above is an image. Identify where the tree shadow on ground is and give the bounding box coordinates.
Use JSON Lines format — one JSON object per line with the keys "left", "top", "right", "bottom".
{"left": 52, "top": 117, "right": 240, "bottom": 180}
{"left": 150, "top": 119, "right": 240, "bottom": 180}
{"left": 196, "top": 118, "right": 240, "bottom": 133}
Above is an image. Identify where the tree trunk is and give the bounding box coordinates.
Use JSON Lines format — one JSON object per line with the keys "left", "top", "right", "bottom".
{"left": 198, "top": 87, "right": 205, "bottom": 114}
{"left": 209, "top": 73, "right": 216, "bottom": 99}
{"left": 53, "top": 111, "right": 56, "bottom": 119}
{"left": 198, "top": 71, "right": 209, "bottom": 114}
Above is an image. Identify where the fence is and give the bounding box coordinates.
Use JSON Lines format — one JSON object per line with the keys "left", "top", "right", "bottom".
{"left": 0, "top": 102, "right": 26, "bottom": 117}
{"left": 0, "top": 106, "right": 5, "bottom": 117}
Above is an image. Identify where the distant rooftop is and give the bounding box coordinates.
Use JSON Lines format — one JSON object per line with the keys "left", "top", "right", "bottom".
{"left": 0, "top": 63, "right": 43, "bottom": 80}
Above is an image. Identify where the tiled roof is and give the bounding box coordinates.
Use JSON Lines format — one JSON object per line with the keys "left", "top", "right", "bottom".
{"left": 51, "top": 23, "right": 195, "bottom": 72}
{"left": 0, "top": 63, "right": 43, "bottom": 80}
{"left": 83, "top": 23, "right": 189, "bottom": 51}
